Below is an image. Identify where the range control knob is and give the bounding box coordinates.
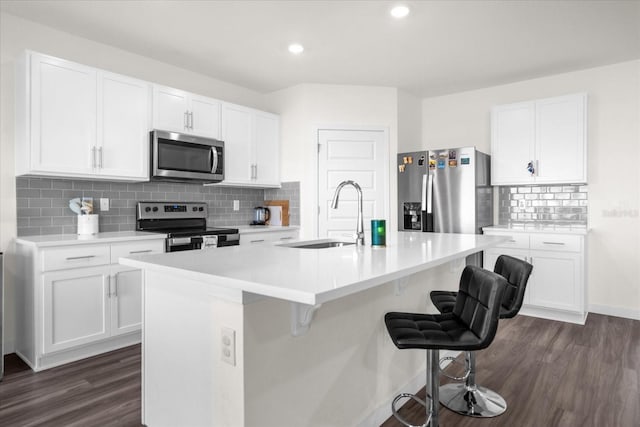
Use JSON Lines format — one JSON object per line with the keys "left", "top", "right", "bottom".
{"left": 152, "top": 206, "right": 158, "bottom": 212}
{"left": 145, "top": 207, "right": 151, "bottom": 212}
{"left": 193, "top": 207, "right": 198, "bottom": 212}
{"left": 199, "top": 207, "right": 204, "bottom": 212}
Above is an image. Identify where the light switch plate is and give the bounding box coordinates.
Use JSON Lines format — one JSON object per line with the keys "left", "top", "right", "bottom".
{"left": 233, "top": 200, "right": 240, "bottom": 211}
{"left": 100, "top": 198, "right": 109, "bottom": 211}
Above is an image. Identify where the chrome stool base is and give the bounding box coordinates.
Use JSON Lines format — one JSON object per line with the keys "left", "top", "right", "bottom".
{"left": 439, "top": 382, "right": 507, "bottom": 418}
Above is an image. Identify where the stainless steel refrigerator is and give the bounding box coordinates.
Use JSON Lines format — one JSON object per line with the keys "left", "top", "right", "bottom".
{"left": 397, "top": 148, "right": 493, "bottom": 264}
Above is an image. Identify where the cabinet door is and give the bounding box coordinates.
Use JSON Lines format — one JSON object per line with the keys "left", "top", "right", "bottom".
{"left": 221, "top": 103, "right": 253, "bottom": 184}
{"left": 535, "top": 94, "right": 587, "bottom": 184}
{"left": 43, "top": 267, "right": 110, "bottom": 354}
{"left": 528, "top": 250, "right": 582, "bottom": 312}
{"left": 190, "top": 94, "right": 221, "bottom": 138}
{"left": 483, "top": 247, "right": 531, "bottom": 304}
{"left": 30, "top": 53, "right": 96, "bottom": 175}
{"left": 98, "top": 72, "right": 151, "bottom": 179}
{"left": 110, "top": 266, "right": 142, "bottom": 336}
{"left": 254, "top": 111, "right": 280, "bottom": 186}
{"left": 153, "top": 85, "right": 189, "bottom": 133}
{"left": 490, "top": 102, "right": 535, "bottom": 185}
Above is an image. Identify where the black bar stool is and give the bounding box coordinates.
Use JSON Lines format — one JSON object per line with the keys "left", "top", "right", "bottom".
{"left": 430, "top": 254, "right": 533, "bottom": 418}
{"left": 385, "top": 265, "right": 507, "bottom": 427}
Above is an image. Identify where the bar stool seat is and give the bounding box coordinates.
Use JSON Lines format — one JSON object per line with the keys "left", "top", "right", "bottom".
{"left": 430, "top": 255, "right": 533, "bottom": 418}
{"left": 385, "top": 265, "right": 507, "bottom": 427}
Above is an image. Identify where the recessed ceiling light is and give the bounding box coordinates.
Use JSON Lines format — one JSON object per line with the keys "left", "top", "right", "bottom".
{"left": 390, "top": 5, "right": 410, "bottom": 19}
{"left": 288, "top": 43, "right": 304, "bottom": 55}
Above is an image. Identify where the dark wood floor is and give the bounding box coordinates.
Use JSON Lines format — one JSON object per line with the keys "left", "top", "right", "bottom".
{"left": 0, "top": 313, "right": 638, "bottom": 426}
{"left": 382, "top": 313, "right": 640, "bottom": 427}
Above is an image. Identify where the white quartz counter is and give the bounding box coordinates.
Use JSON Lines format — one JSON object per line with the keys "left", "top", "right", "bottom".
{"left": 16, "top": 231, "right": 166, "bottom": 247}
{"left": 121, "top": 231, "right": 508, "bottom": 306}
{"left": 484, "top": 225, "right": 589, "bottom": 235}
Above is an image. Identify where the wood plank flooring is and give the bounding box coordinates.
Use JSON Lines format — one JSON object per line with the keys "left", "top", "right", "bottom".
{"left": 382, "top": 313, "right": 640, "bottom": 427}
{"left": 0, "top": 313, "right": 637, "bottom": 426}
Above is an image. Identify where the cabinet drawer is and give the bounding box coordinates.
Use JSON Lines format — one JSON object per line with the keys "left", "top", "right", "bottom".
{"left": 42, "top": 245, "right": 110, "bottom": 272}
{"left": 530, "top": 234, "right": 581, "bottom": 252}
{"left": 486, "top": 232, "right": 530, "bottom": 249}
{"left": 111, "top": 240, "right": 165, "bottom": 263}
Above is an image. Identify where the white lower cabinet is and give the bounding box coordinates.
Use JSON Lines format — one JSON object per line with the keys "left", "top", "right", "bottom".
{"left": 16, "top": 236, "right": 164, "bottom": 371}
{"left": 483, "top": 229, "right": 587, "bottom": 324}
{"left": 240, "top": 229, "right": 299, "bottom": 246}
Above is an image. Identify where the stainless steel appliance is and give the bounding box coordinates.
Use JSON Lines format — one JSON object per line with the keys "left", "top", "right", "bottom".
{"left": 151, "top": 130, "right": 224, "bottom": 183}
{"left": 397, "top": 148, "right": 493, "bottom": 264}
{"left": 136, "top": 202, "right": 239, "bottom": 251}
{"left": 252, "top": 207, "right": 271, "bottom": 225}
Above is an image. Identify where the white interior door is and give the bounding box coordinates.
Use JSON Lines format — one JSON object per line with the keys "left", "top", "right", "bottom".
{"left": 318, "top": 128, "right": 388, "bottom": 239}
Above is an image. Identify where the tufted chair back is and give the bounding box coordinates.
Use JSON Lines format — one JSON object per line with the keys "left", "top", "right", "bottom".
{"left": 493, "top": 255, "right": 533, "bottom": 319}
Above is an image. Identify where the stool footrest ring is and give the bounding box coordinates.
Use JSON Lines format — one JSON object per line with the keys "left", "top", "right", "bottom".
{"left": 391, "top": 393, "right": 432, "bottom": 427}
{"left": 438, "top": 354, "right": 470, "bottom": 381}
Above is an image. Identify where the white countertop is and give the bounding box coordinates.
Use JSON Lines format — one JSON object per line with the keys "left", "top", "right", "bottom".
{"left": 16, "top": 231, "right": 167, "bottom": 247}
{"left": 233, "top": 225, "right": 300, "bottom": 235}
{"left": 483, "top": 225, "right": 589, "bottom": 235}
{"left": 120, "top": 231, "right": 508, "bottom": 306}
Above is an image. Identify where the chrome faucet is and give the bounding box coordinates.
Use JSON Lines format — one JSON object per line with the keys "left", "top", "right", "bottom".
{"left": 331, "top": 180, "right": 365, "bottom": 247}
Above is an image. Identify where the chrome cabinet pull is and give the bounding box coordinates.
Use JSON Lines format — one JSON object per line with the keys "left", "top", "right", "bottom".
{"left": 250, "top": 239, "right": 265, "bottom": 243}
{"left": 129, "top": 249, "right": 152, "bottom": 254}
{"left": 279, "top": 237, "right": 293, "bottom": 240}
{"left": 98, "top": 147, "right": 103, "bottom": 168}
{"left": 254, "top": 164, "right": 258, "bottom": 180}
{"left": 184, "top": 111, "right": 189, "bottom": 129}
{"left": 542, "top": 241, "right": 565, "bottom": 245}
{"left": 508, "top": 239, "right": 516, "bottom": 243}
{"left": 66, "top": 255, "right": 96, "bottom": 261}
{"left": 112, "top": 273, "right": 118, "bottom": 297}
{"left": 189, "top": 111, "right": 194, "bottom": 129}
{"left": 91, "top": 146, "right": 97, "bottom": 168}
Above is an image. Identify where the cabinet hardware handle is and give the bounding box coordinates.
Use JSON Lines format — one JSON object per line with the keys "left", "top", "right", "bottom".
{"left": 112, "top": 273, "right": 118, "bottom": 297}
{"left": 189, "top": 111, "right": 194, "bottom": 129}
{"left": 254, "top": 164, "right": 258, "bottom": 180}
{"left": 250, "top": 239, "right": 265, "bottom": 243}
{"left": 98, "top": 147, "right": 103, "bottom": 168}
{"left": 66, "top": 255, "right": 96, "bottom": 261}
{"left": 542, "top": 241, "right": 565, "bottom": 245}
{"left": 129, "top": 249, "right": 152, "bottom": 254}
{"left": 279, "top": 237, "right": 293, "bottom": 240}
{"left": 91, "top": 146, "right": 97, "bottom": 168}
{"left": 508, "top": 239, "right": 516, "bottom": 243}
{"left": 184, "top": 111, "right": 189, "bottom": 129}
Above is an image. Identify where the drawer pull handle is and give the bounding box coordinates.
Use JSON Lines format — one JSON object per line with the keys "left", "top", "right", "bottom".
{"left": 250, "top": 239, "right": 265, "bottom": 243}
{"left": 129, "top": 249, "right": 153, "bottom": 254}
{"left": 280, "top": 237, "right": 294, "bottom": 240}
{"left": 508, "top": 239, "right": 516, "bottom": 243}
{"left": 542, "top": 241, "right": 565, "bottom": 245}
{"left": 66, "top": 255, "right": 96, "bottom": 261}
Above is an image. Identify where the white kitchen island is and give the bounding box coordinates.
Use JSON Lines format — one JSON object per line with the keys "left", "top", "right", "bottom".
{"left": 120, "top": 231, "right": 507, "bottom": 427}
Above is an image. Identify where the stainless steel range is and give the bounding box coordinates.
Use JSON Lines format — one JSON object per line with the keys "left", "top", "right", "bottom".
{"left": 136, "top": 202, "right": 240, "bottom": 252}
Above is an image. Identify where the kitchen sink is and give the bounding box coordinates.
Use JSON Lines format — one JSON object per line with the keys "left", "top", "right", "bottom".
{"left": 279, "top": 239, "right": 355, "bottom": 249}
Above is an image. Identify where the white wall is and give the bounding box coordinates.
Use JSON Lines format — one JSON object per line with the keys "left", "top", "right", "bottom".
{"left": 422, "top": 60, "right": 640, "bottom": 317}
{"left": 268, "top": 84, "right": 399, "bottom": 236}
{"left": 0, "top": 12, "right": 269, "bottom": 352}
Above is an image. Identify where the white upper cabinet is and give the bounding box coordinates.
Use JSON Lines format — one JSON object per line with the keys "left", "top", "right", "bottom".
{"left": 218, "top": 102, "right": 280, "bottom": 188}
{"left": 491, "top": 93, "right": 587, "bottom": 185}
{"left": 16, "top": 51, "right": 151, "bottom": 181}
{"left": 152, "top": 85, "right": 221, "bottom": 139}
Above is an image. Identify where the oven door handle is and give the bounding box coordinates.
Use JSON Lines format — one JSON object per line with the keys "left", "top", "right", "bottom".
{"left": 211, "top": 147, "right": 219, "bottom": 174}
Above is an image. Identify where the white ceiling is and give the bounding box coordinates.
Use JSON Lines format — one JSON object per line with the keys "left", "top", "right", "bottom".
{"left": 2, "top": 0, "right": 639, "bottom": 97}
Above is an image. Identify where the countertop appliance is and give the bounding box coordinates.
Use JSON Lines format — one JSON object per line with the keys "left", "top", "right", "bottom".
{"left": 252, "top": 207, "right": 270, "bottom": 225}
{"left": 150, "top": 130, "right": 224, "bottom": 183}
{"left": 136, "top": 202, "right": 239, "bottom": 252}
{"left": 397, "top": 148, "right": 492, "bottom": 265}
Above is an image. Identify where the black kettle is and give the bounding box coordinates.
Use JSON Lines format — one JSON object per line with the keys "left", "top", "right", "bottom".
{"left": 252, "top": 206, "right": 271, "bottom": 225}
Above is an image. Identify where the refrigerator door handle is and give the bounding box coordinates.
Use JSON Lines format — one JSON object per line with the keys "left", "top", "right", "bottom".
{"left": 421, "top": 174, "right": 427, "bottom": 211}
{"left": 426, "top": 173, "right": 433, "bottom": 214}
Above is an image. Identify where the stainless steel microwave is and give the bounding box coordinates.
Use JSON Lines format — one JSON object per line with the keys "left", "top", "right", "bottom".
{"left": 151, "top": 130, "right": 224, "bottom": 183}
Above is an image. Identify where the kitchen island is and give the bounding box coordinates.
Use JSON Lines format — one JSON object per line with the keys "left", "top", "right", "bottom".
{"left": 120, "top": 231, "right": 507, "bottom": 427}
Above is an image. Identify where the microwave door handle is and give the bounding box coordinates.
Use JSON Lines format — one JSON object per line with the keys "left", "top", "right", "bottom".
{"left": 211, "top": 147, "right": 219, "bottom": 174}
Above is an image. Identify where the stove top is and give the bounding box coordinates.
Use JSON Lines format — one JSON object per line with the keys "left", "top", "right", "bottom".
{"left": 136, "top": 202, "right": 239, "bottom": 237}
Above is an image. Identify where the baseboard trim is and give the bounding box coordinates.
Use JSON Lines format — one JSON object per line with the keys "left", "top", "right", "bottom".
{"left": 589, "top": 304, "right": 640, "bottom": 321}
{"left": 357, "top": 349, "right": 460, "bottom": 427}
{"left": 519, "top": 305, "right": 587, "bottom": 325}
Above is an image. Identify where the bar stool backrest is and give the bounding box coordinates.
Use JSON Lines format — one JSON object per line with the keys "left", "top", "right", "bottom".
{"left": 493, "top": 255, "right": 533, "bottom": 319}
